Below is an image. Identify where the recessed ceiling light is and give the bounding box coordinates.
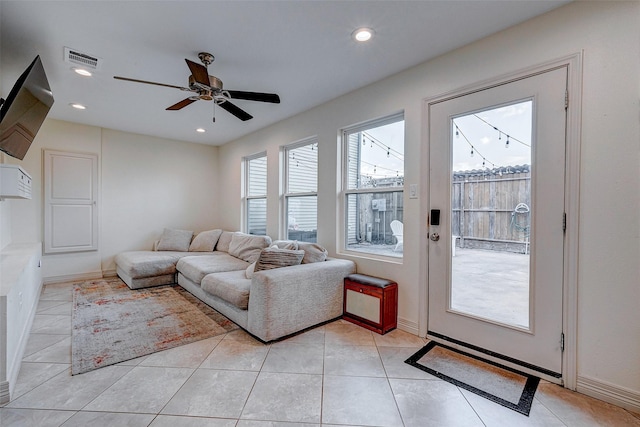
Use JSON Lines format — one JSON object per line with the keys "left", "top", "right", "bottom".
{"left": 352, "top": 27, "right": 374, "bottom": 42}
{"left": 73, "top": 68, "right": 92, "bottom": 77}
{"left": 70, "top": 103, "right": 86, "bottom": 110}
{"left": 196, "top": 128, "right": 206, "bottom": 133}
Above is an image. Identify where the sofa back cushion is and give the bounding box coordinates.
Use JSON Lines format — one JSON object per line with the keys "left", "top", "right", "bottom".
{"left": 215, "top": 231, "right": 236, "bottom": 252}
{"left": 255, "top": 247, "right": 305, "bottom": 272}
{"left": 228, "top": 233, "right": 272, "bottom": 263}
{"left": 177, "top": 253, "right": 250, "bottom": 284}
{"left": 156, "top": 228, "right": 194, "bottom": 252}
{"left": 189, "top": 229, "right": 223, "bottom": 252}
{"left": 298, "top": 242, "right": 328, "bottom": 263}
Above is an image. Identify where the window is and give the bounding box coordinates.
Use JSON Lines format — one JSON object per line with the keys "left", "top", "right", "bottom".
{"left": 283, "top": 138, "right": 318, "bottom": 242}
{"left": 244, "top": 153, "right": 267, "bottom": 235}
{"left": 343, "top": 113, "right": 404, "bottom": 258}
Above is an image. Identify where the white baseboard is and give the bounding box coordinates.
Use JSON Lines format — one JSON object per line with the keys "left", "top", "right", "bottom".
{"left": 577, "top": 375, "right": 640, "bottom": 415}
{"left": 102, "top": 269, "right": 117, "bottom": 278}
{"left": 397, "top": 317, "right": 420, "bottom": 336}
{"left": 43, "top": 271, "right": 104, "bottom": 285}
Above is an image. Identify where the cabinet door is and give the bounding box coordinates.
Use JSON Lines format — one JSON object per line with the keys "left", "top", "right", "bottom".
{"left": 44, "top": 150, "right": 98, "bottom": 253}
{"left": 345, "top": 287, "right": 382, "bottom": 324}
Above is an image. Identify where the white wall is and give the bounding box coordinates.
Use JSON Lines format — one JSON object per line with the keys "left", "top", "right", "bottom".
{"left": 100, "top": 128, "right": 219, "bottom": 272}
{"left": 8, "top": 119, "right": 219, "bottom": 280}
{"left": 9, "top": 120, "right": 103, "bottom": 278}
{"left": 217, "top": 1, "right": 640, "bottom": 406}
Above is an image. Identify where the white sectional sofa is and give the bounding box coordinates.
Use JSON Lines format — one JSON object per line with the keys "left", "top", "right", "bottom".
{"left": 114, "top": 229, "right": 356, "bottom": 342}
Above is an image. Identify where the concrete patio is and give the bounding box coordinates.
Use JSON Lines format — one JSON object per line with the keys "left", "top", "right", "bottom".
{"left": 347, "top": 244, "right": 530, "bottom": 328}
{"left": 451, "top": 247, "right": 530, "bottom": 328}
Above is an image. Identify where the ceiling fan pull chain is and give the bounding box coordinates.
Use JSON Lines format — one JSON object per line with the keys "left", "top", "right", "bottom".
{"left": 212, "top": 102, "right": 216, "bottom": 123}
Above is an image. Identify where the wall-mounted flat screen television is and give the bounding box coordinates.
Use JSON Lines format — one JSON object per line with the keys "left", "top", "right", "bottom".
{"left": 0, "top": 55, "right": 54, "bottom": 160}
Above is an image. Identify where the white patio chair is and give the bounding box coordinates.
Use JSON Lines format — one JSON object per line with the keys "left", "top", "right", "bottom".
{"left": 390, "top": 220, "right": 404, "bottom": 251}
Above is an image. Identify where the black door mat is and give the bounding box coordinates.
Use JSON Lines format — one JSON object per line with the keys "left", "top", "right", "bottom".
{"left": 405, "top": 341, "right": 540, "bottom": 416}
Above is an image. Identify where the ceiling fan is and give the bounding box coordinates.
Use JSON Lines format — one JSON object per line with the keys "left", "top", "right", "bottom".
{"left": 113, "top": 52, "right": 280, "bottom": 121}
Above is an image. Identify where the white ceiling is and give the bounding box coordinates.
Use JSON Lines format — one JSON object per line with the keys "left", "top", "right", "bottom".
{"left": 0, "top": 1, "right": 569, "bottom": 146}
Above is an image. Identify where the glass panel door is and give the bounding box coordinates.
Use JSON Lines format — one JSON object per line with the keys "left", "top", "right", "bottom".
{"left": 427, "top": 66, "right": 567, "bottom": 377}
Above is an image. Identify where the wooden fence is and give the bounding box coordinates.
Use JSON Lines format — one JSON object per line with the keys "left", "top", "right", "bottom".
{"left": 452, "top": 166, "right": 531, "bottom": 253}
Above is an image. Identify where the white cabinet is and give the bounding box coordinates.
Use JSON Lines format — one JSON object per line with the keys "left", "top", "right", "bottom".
{"left": 0, "top": 164, "right": 32, "bottom": 199}
{"left": 0, "top": 243, "right": 42, "bottom": 404}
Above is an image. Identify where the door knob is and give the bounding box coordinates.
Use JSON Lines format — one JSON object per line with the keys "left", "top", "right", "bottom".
{"left": 430, "top": 232, "right": 440, "bottom": 242}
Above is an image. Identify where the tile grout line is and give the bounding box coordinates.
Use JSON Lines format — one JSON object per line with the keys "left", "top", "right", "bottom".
{"left": 8, "top": 363, "right": 71, "bottom": 402}
{"left": 320, "top": 326, "right": 327, "bottom": 425}
{"left": 457, "top": 385, "right": 488, "bottom": 427}
{"left": 152, "top": 334, "right": 226, "bottom": 420}
{"left": 9, "top": 287, "right": 75, "bottom": 407}
{"left": 21, "top": 334, "right": 70, "bottom": 360}
{"left": 235, "top": 338, "right": 271, "bottom": 422}
{"left": 376, "top": 334, "right": 407, "bottom": 427}
{"left": 531, "top": 392, "right": 571, "bottom": 427}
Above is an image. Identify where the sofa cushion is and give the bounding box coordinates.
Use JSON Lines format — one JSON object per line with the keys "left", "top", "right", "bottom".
{"left": 298, "top": 242, "right": 328, "bottom": 263}
{"left": 201, "top": 271, "right": 252, "bottom": 310}
{"left": 177, "top": 253, "right": 250, "bottom": 284}
{"left": 215, "top": 231, "right": 235, "bottom": 252}
{"left": 189, "top": 229, "right": 223, "bottom": 252}
{"left": 245, "top": 261, "right": 257, "bottom": 279}
{"left": 255, "top": 247, "right": 305, "bottom": 272}
{"left": 228, "top": 233, "right": 272, "bottom": 263}
{"left": 115, "top": 251, "right": 183, "bottom": 279}
{"left": 156, "top": 228, "right": 193, "bottom": 251}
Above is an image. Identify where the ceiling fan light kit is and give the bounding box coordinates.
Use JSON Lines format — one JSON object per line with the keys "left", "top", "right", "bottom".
{"left": 113, "top": 52, "right": 280, "bottom": 122}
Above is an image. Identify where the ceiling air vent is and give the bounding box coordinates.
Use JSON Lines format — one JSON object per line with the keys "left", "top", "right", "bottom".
{"left": 64, "top": 47, "right": 102, "bottom": 70}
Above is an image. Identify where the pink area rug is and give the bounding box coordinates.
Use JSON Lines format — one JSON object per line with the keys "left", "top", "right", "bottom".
{"left": 71, "top": 278, "right": 238, "bottom": 375}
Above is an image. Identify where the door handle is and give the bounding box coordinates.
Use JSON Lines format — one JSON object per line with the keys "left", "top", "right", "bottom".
{"left": 430, "top": 232, "right": 440, "bottom": 242}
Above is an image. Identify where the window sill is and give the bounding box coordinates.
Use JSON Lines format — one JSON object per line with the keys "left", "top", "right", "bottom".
{"left": 338, "top": 248, "right": 404, "bottom": 265}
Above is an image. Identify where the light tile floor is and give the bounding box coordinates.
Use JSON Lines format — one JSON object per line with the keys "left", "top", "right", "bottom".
{"left": 2, "top": 282, "right": 640, "bottom": 426}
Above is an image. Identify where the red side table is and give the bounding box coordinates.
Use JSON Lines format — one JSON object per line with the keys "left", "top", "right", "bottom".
{"left": 343, "top": 273, "right": 398, "bottom": 334}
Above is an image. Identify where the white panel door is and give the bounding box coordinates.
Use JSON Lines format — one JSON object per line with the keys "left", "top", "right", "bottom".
{"left": 427, "top": 67, "right": 567, "bottom": 378}
{"left": 44, "top": 150, "right": 98, "bottom": 253}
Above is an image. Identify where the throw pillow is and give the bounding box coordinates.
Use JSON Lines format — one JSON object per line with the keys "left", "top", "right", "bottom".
{"left": 255, "top": 247, "right": 305, "bottom": 272}
{"left": 228, "top": 233, "right": 272, "bottom": 263}
{"left": 189, "top": 229, "right": 223, "bottom": 252}
{"left": 156, "top": 228, "right": 193, "bottom": 251}
{"left": 215, "top": 231, "right": 236, "bottom": 252}
{"left": 245, "top": 261, "right": 257, "bottom": 279}
{"left": 298, "top": 242, "right": 328, "bottom": 263}
{"left": 272, "top": 240, "right": 299, "bottom": 250}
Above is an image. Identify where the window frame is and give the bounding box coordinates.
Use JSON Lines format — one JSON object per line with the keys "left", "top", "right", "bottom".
{"left": 243, "top": 151, "right": 267, "bottom": 235}
{"left": 281, "top": 136, "right": 318, "bottom": 242}
{"left": 341, "top": 112, "right": 405, "bottom": 259}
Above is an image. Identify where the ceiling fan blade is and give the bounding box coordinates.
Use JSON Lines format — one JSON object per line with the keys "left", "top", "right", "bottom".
{"left": 219, "top": 101, "right": 253, "bottom": 121}
{"left": 114, "top": 76, "right": 190, "bottom": 91}
{"left": 185, "top": 59, "right": 210, "bottom": 86}
{"left": 166, "top": 98, "right": 197, "bottom": 111}
{"left": 227, "top": 90, "right": 281, "bottom": 104}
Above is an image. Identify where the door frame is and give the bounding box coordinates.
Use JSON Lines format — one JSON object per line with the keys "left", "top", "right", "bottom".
{"left": 418, "top": 53, "right": 582, "bottom": 389}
